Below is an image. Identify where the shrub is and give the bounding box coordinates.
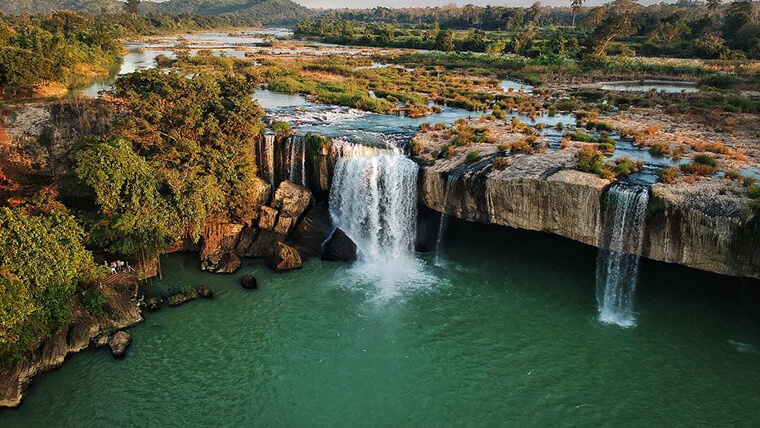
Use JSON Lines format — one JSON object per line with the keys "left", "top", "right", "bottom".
{"left": 566, "top": 130, "right": 595, "bottom": 142}
{"left": 612, "top": 157, "right": 643, "bottom": 176}
{"left": 659, "top": 166, "right": 680, "bottom": 183}
{"left": 748, "top": 186, "right": 760, "bottom": 199}
{"left": 725, "top": 170, "right": 741, "bottom": 181}
{"left": 82, "top": 289, "right": 108, "bottom": 315}
{"left": 693, "top": 154, "right": 718, "bottom": 168}
{"left": 465, "top": 151, "right": 479, "bottom": 162}
{"left": 578, "top": 145, "right": 605, "bottom": 175}
{"left": 493, "top": 157, "right": 510, "bottom": 170}
{"left": 699, "top": 74, "right": 741, "bottom": 90}
{"left": 648, "top": 142, "right": 671, "bottom": 157}
{"left": 271, "top": 121, "right": 293, "bottom": 136}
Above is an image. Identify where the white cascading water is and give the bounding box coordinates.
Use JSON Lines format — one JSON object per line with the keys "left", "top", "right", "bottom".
{"left": 287, "top": 137, "right": 307, "bottom": 187}
{"left": 595, "top": 184, "right": 650, "bottom": 327}
{"left": 434, "top": 172, "right": 461, "bottom": 266}
{"left": 264, "top": 134, "right": 275, "bottom": 187}
{"left": 329, "top": 140, "right": 434, "bottom": 300}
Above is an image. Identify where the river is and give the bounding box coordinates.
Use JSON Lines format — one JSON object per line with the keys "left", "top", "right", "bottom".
{"left": 3, "top": 33, "right": 759, "bottom": 426}
{"left": 2, "top": 223, "right": 760, "bottom": 426}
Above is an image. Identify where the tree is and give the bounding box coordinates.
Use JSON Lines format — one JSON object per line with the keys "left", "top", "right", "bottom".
{"left": 108, "top": 71, "right": 266, "bottom": 238}
{"left": 571, "top": 0, "right": 586, "bottom": 27}
{"left": 125, "top": 0, "right": 140, "bottom": 19}
{"left": 0, "top": 203, "right": 99, "bottom": 361}
{"left": 436, "top": 28, "right": 455, "bottom": 52}
{"left": 585, "top": 0, "right": 641, "bottom": 59}
{"left": 75, "top": 137, "right": 179, "bottom": 259}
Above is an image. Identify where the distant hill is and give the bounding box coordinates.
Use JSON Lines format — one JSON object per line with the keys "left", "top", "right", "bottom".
{"left": 0, "top": 0, "right": 121, "bottom": 15}
{"left": 0, "top": 0, "right": 312, "bottom": 26}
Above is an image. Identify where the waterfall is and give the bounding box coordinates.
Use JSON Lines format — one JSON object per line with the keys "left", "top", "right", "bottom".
{"left": 329, "top": 145, "right": 433, "bottom": 299}
{"left": 264, "top": 134, "right": 275, "bottom": 187}
{"left": 434, "top": 171, "right": 462, "bottom": 266}
{"left": 595, "top": 183, "right": 650, "bottom": 327}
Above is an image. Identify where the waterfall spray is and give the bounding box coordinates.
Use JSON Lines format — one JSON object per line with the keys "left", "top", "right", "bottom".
{"left": 329, "top": 143, "right": 434, "bottom": 299}
{"left": 595, "top": 183, "right": 649, "bottom": 327}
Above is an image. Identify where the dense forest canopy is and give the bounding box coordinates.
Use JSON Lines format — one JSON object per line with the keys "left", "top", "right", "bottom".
{"left": 296, "top": 0, "right": 760, "bottom": 59}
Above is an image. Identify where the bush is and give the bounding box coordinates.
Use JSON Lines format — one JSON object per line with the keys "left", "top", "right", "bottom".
{"left": 82, "top": 289, "right": 108, "bottom": 315}
{"left": 578, "top": 145, "right": 605, "bottom": 175}
{"left": 659, "top": 166, "right": 680, "bottom": 183}
{"left": 566, "top": 130, "right": 595, "bottom": 142}
{"left": 699, "top": 73, "right": 742, "bottom": 90}
{"left": 465, "top": 151, "right": 479, "bottom": 162}
{"left": 693, "top": 154, "right": 718, "bottom": 168}
{"left": 648, "top": 142, "right": 671, "bottom": 157}
{"left": 493, "top": 157, "right": 510, "bottom": 170}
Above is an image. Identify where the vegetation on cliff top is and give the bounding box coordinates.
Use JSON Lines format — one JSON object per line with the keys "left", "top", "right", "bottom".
{"left": 0, "top": 201, "right": 102, "bottom": 363}
{"left": 77, "top": 70, "right": 266, "bottom": 256}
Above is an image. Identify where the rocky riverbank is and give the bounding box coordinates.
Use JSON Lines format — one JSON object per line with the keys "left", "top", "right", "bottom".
{"left": 0, "top": 277, "right": 143, "bottom": 408}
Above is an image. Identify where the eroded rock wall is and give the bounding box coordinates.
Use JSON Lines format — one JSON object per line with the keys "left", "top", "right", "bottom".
{"left": 419, "top": 150, "right": 760, "bottom": 279}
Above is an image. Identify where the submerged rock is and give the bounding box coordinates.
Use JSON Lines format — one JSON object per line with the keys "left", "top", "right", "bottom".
{"left": 197, "top": 285, "right": 213, "bottom": 299}
{"left": 241, "top": 274, "right": 258, "bottom": 290}
{"left": 145, "top": 297, "right": 162, "bottom": 312}
{"left": 108, "top": 331, "right": 132, "bottom": 359}
{"left": 266, "top": 242, "right": 303, "bottom": 272}
{"left": 168, "top": 290, "right": 199, "bottom": 307}
{"left": 321, "top": 228, "right": 357, "bottom": 262}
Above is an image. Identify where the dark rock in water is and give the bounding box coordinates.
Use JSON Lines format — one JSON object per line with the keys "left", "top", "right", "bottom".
{"left": 197, "top": 285, "right": 213, "bottom": 299}
{"left": 241, "top": 274, "right": 258, "bottom": 290}
{"left": 145, "top": 297, "right": 162, "bottom": 312}
{"left": 108, "top": 331, "right": 132, "bottom": 359}
{"left": 321, "top": 228, "right": 357, "bottom": 262}
{"left": 168, "top": 290, "right": 199, "bottom": 307}
{"left": 245, "top": 229, "right": 281, "bottom": 258}
{"left": 286, "top": 200, "right": 333, "bottom": 257}
{"left": 266, "top": 242, "right": 303, "bottom": 272}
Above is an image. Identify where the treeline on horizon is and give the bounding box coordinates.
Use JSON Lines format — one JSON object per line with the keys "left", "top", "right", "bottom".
{"left": 297, "top": 0, "right": 760, "bottom": 60}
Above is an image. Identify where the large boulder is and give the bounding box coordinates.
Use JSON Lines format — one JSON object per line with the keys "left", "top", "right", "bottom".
{"left": 286, "top": 200, "right": 333, "bottom": 257}
{"left": 108, "top": 331, "right": 132, "bottom": 359}
{"left": 259, "top": 206, "right": 279, "bottom": 231}
{"left": 201, "top": 252, "right": 241, "bottom": 274}
{"left": 321, "top": 228, "right": 358, "bottom": 262}
{"left": 245, "top": 229, "right": 281, "bottom": 258}
{"left": 272, "top": 180, "right": 312, "bottom": 235}
{"left": 241, "top": 274, "right": 258, "bottom": 290}
{"left": 200, "top": 223, "right": 244, "bottom": 273}
{"left": 265, "top": 242, "right": 303, "bottom": 272}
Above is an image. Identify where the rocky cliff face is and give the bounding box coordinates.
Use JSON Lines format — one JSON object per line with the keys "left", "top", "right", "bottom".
{"left": 419, "top": 148, "right": 760, "bottom": 280}
{"left": 0, "top": 277, "right": 143, "bottom": 408}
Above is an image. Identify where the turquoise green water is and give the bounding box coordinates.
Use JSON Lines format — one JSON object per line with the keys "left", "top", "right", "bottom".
{"left": 3, "top": 225, "right": 760, "bottom": 427}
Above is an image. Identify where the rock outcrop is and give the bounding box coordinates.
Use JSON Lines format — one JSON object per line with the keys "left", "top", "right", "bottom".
{"left": 321, "top": 228, "right": 358, "bottom": 262}
{"left": 0, "top": 277, "right": 142, "bottom": 408}
{"left": 108, "top": 331, "right": 132, "bottom": 359}
{"left": 418, "top": 149, "right": 760, "bottom": 279}
{"left": 266, "top": 242, "right": 303, "bottom": 272}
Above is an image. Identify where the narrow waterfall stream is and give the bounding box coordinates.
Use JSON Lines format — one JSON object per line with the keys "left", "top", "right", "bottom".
{"left": 434, "top": 172, "right": 462, "bottom": 266}
{"left": 596, "top": 183, "right": 650, "bottom": 327}
{"left": 328, "top": 140, "right": 434, "bottom": 299}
